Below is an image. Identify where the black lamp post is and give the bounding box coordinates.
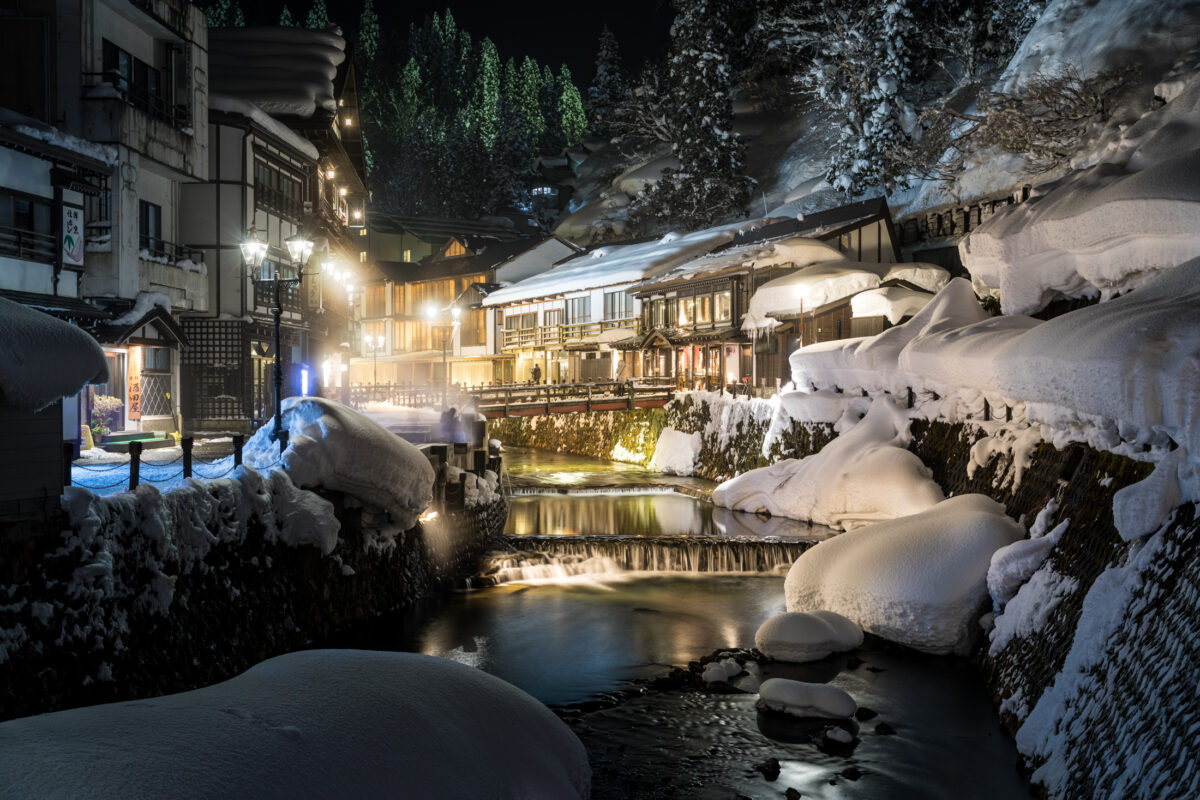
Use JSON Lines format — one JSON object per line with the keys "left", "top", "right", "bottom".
{"left": 243, "top": 228, "right": 314, "bottom": 445}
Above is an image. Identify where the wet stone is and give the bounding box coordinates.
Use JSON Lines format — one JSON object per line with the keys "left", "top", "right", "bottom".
{"left": 875, "top": 721, "right": 897, "bottom": 735}
{"left": 754, "top": 756, "right": 781, "bottom": 781}
{"left": 842, "top": 766, "right": 864, "bottom": 781}
{"left": 785, "top": 788, "right": 803, "bottom": 799}
{"left": 854, "top": 707, "right": 879, "bottom": 721}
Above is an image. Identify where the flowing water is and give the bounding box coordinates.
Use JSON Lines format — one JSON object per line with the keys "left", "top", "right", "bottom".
{"left": 340, "top": 447, "right": 1029, "bottom": 798}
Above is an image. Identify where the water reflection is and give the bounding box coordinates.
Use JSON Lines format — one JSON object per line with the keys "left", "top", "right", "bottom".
{"left": 503, "top": 445, "right": 714, "bottom": 492}
{"left": 506, "top": 492, "right": 831, "bottom": 542}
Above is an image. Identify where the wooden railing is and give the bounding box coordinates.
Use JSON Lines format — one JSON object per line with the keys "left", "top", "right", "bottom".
{"left": 466, "top": 380, "right": 674, "bottom": 418}
{"left": 501, "top": 317, "right": 638, "bottom": 350}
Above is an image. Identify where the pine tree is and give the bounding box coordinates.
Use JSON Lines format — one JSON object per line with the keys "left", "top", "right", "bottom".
{"left": 558, "top": 65, "right": 588, "bottom": 148}
{"left": 279, "top": 4, "right": 296, "bottom": 26}
{"left": 518, "top": 56, "right": 546, "bottom": 146}
{"left": 468, "top": 38, "right": 501, "bottom": 148}
{"left": 538, "top": 64, "right": 565, "bottom": 156}
{"left": 357, "top": 0, "right": 380, "bottom": 63}
{"left": 637, "top": 0, "right": 751, "bottom": 229}
{"left": 205, "top": 0, "right": 245, "bottom": 28}
{"left": 801, "top": 0, "right": 919, "bottom": 194}
{"left": 588, "top": 25, "right": 625, "bottom": 136}
{"left": 305, "top": 0, "right": 330, "bottom": 30}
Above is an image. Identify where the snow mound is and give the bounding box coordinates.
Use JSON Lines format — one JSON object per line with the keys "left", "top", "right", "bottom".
{"left": 712, "top": 400, "right": 944, "bottom": 530}
{"left": 0, "top": 650, "right": 590, "bottom": 799}
{"left": 851, "top": 286, "right": 934, "bottom": 324}
{"left": 244, "top": 397, "right": 434, "bottom": 528}
{"left": 1111, "top": 448, "right": 1193, "bottom": 541}
{"left": 988, "top": 508, "right": 1069, "bottom": 610}
{"left": 758, "top": 678, "right": 856, "bottom": 719}
{"left": 0, "top": 297, "right": 107, "bottom": 411}
{"left": 648, "top": 428, "right": 701, "bottom": 475}
{"left": 701, "top": 657, "right": 743, "bottom": 683}
{"left": 785, "top": 495, "right": 1025, "bottom": 654}
{"left": 755, "top": 610, "right": 863, "bottom": 663}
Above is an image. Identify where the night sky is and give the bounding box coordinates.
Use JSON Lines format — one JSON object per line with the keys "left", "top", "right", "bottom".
{"left": 245, "top": 1, "right": 677, "bottom": 84}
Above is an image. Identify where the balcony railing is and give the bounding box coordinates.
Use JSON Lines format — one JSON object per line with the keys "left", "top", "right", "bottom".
{"left": 0, "top": 225, "right": 55, "bottom": 263}
{"left": 82, "top": 71, "right": 192, "bottom": 130}
{"left": 502, "top": 317, "right": 638, "bottom": 350}
{"left": 254, "top": 183, "right": 305, "bottom": 222}
{"left": 139, "top": 235, "right": 203, "bottom": 265}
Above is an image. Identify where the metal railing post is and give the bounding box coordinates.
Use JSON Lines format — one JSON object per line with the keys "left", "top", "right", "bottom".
{"left": 128, "top": 441, "right": 142, "bottom": 491}
{"left": 182, "top": 436, "right": 193, "bottom": 478}
{"left": 233, "top": 434, "right": 244, "bottom": 467}
{"left": 62, "top": 441, "right": 74, "bottom": 488}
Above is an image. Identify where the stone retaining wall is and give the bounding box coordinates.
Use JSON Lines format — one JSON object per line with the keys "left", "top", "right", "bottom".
{"left": 0, "top": 493, "right": 506, "bottom": 721}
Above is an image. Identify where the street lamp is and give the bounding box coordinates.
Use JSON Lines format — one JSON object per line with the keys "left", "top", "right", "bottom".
{"left": 425, "top": 304, "right": 460, "bottom": 409}
{"left": 244, "top": 227, "right": 313, "bottom": 445}
{"left": 368, "top": 333, "right": 385, "bottom": 395}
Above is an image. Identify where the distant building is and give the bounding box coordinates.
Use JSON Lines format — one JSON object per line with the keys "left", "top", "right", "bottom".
{"left": 351, "top": 236, "right": 579, "bottom": 388}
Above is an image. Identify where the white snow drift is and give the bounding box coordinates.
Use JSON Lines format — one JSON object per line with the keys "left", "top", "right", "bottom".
{"left": 0, "top": 650, "right": 590, "bottom": 799}
{"left": 758, "top": 678, "right": 857, "bottom": 719}
{"left": 648, "top": 428, "right": 702, "bottom": 475}
{"left": 712, "top": 400, "right": 944, "bottom": 529}
{"left": 755, "top": 610, "right": 863, "bottom": 663}
{"left": 0, "top": 297, "right": 107, "bottom": 412}
{"left": 244, "top": 397, "right": 434, "bottom": 528}
{"left": 785, "top": 495, "right": 1025, "bottom": 654}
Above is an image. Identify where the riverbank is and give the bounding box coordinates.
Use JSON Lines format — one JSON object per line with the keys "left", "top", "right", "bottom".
{"left": 489, "top": 392, "right": 1195, "bottom": 796}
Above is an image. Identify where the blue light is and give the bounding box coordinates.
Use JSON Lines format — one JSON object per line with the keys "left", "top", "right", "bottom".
{"left": 301, "top": 367, "right": 310, "bottom": 396}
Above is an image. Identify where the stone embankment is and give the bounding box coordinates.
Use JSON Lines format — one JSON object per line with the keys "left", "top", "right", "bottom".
{"left": 0, "top": 489, "right": 505, "bottom": 721}
{"left": 491, "top": 393, "right": 1195, "bottom": 797}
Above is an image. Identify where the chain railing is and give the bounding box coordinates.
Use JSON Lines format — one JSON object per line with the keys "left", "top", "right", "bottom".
{"left": 67, "top": 434, "right": 286, "bottom": 494}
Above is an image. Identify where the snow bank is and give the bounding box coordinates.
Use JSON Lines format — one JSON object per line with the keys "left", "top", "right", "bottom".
{"left": 987, "top": 501, "right": 1069, "bottom": 609}
{"left": 244, "top": 397, "right": 434, "bottom": 528}
{"left": 0, "top": 650, "right": 590, "bottom": 799}
{"left": 755, "top": 610, "right": 863, "bottom": 663}
{"left": 851, "top": 286, "right": 933, "bottom": 324}
{"left": 712, "top": 400, "right": 944, "bottom": 530}
{"left": 442, "top": 466, "right": 501, "bottom": 507}
{"left": 648, "top": 428, "right": 701, "bottom": 475}
{"left": 0, "top": 297, "right": 107, "bottom": 411}
{"left": 758, "top": 678, "right": 856, "bottom": 719}
{"left": 785, "top": 495, "right": 1025, "bottom": 654}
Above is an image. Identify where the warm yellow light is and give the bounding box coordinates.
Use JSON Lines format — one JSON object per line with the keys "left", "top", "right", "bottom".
{"left": 352, "top": 209, "right": 362, "bottom": 220}
{"left": 339, "top": 187, "right": 347, "bottom": 197}
{"left": 326, "top": 168, "right": 336, "bottom": 180}
{"left": 344, "top": 117, "right": 353, "bottom": 127}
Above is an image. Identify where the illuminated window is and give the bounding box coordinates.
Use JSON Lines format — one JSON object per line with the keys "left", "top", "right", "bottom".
{"left": 359, "top": 251, "right": 367, "bottom": 263}
{"left": 715, "top": 290, "right": 732, "bottom": 322}
{"left": 364, "top": 285, "right": 386, "bottom": 317}
{"left": 358, "top": 228, "right": 367, "bottom": 236}
{"left": 443, "top": 239, "right": 466, "bottom": 258}
{"left": 696, "top": 294, "right": 712, "bottom": 324}
{"left": 403, "top": 248, "right": 412, "bottom": 262}
{"left": 678, "top": 296, "right": 695, "bottom": 326}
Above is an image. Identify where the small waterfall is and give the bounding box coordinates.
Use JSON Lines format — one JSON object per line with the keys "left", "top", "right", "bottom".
{"left": 481, "top": 535, "right": 814, "bottom": 584}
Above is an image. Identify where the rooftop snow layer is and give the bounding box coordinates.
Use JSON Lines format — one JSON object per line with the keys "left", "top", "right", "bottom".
{"left": 482, "top": 222, "right": 759, "bottom": 306}
{"left": 209, "top": 95, "right": 320, "bottom": 160}
{"left": 638, "top": 235, "right": 845, "bottom": 289}
{"left": 743, "top": 261, "right": 949, "bottom": 331}
{"left": 851, "top": 286, "right": 935, "bottom": 323}
{"left": 0, "top": 297, "right": 107, "bottom": 411}
{"left": 208, "top": 27, "right": 346, "bottom": 118}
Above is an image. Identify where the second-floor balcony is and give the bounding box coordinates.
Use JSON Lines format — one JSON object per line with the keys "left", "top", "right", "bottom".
{"left": 255, "top": 182, "right": 305, "bottom": 222}
{"left": 83, "top": 71, "right": 192, "bottom": 131}
{"left": 502, "top": 317, "right": 638, "bottom": 350}
{"left": 0, "top": 224, "right": 55, "bottom": 264}
{"left": 139, "top": 235, "right": 203, "bottom": 266}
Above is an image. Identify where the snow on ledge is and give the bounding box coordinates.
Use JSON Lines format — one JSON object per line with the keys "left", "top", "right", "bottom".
{"left": 0, "top": 297, "right": 107, "bottom": 411}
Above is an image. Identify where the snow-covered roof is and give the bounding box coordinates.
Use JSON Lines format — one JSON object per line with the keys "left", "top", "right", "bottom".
{"left": 208, "top": 27, "right": 346, "bottom": 119}
{"left": 209, "top": 95, "right": 320, "bottom": 161}
{"left": 637, "top": 235, "right": 845, "bottom": 291}
{"left": 0, "top": 297, "right": 108, "bottom": 411}
{"left": 743, "top": 261, "right": 950, "bottom": 331}
{"left": 483, "top": 222, "right": 759, "bottom": 306}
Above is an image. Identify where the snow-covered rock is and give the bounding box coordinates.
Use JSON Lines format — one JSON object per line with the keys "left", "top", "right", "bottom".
{"left": 785, "top": 495, "right": 1025, "bottom": 654}
{"left": 0, "top": 297, "right": 107, "bottom": 411}
{"left": 648, "top": 428, "right": 701, "bottom": 475}
{"left": 755, "top": 610, "right": 863, "bottom": 663}
{"left": 987, "top": 506, "right": 1069, "bottom": 610}
{"left": 244, "top": 397, "right": 434, "bottom": 528}
{"left": 712, "top": 400, "right": 944, "bottom": 530}
{"left": 0, "top": 650, "right": 590, "bottom": 799}
{"left": 758, "top": 678, "right": 856, "bottom": 719}
{"left": 701, "top": 657, "right": 743, "bottom": 683}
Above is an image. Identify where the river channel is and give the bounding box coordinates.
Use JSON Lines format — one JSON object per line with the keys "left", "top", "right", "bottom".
{"left": 347, "top": 446, "right": 1030, "bottom": 799}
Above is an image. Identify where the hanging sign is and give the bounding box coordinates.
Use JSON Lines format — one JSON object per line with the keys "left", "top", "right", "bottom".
{"left": 128, "top": 347, "right": 142, "bottom": 421}
{"left": 62, "top": 206, "right": 84, "bottom": 266}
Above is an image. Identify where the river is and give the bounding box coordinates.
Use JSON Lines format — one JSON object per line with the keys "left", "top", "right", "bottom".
{"left": 345, "top": 446, "right": 1030, "bottom": 799}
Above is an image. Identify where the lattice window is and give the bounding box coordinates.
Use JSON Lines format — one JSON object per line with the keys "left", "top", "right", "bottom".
{"left": 181, "top": 319, "right": 249, "bottom": 421}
